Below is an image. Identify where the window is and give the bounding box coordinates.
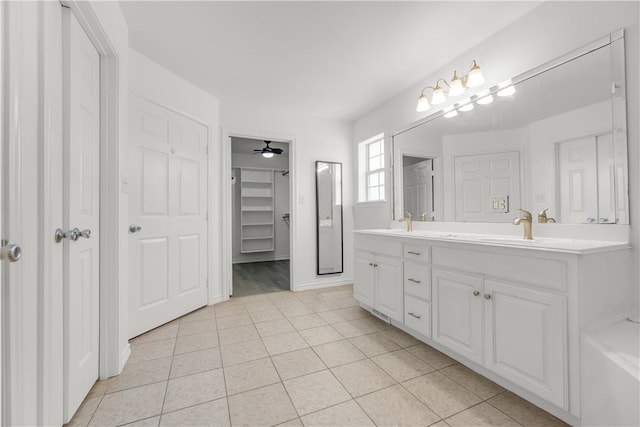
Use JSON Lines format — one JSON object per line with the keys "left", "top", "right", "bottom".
{"left": 358, "top": 134, "right": 385, "bottom": 202}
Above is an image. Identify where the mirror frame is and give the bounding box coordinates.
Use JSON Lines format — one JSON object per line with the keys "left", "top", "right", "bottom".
{"left": 315, "top": 160, "right": 344, "bottom": 275}
{"left": 391, "top": 29, "right": 628, "bottom": 224}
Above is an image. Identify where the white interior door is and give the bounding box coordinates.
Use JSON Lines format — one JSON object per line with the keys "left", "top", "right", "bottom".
{"left": 558, "top": 137, "right": 598, "bottom": 223}
{"left": 129, "top": 95, "right": 208, "bottom": 338}
{"left": 62, "top": 9, "right": 100, "bottom": 422}
{"left": 403, "top": 159, "right": 433, "bottom": 219}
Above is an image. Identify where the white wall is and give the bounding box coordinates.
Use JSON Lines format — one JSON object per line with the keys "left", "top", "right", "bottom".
{"left": 128, "top": 49, "right": 222, "bottom": 305}
{"left": 221, "top": 100, "right": 354, "bottom": 289}
{"left": 352, "top": 1, "right": 640, "bottom": 298}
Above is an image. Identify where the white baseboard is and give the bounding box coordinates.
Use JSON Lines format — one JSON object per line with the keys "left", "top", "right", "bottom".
{"left": 208, "top": 294, "right": 227, "bottom": 305}
{"left": 294, "top": 279, "right": 353, "bottom": 292}
{"left": 118, "top": 344, "right": 131, "bottom": 374}
{"left": 232, "top": 256, "right": 290, "bottom": 264}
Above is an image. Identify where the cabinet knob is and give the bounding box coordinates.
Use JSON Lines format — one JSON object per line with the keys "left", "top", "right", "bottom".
{"left": 473, "top": 290, "right": 480, "bottom": 296}
{"left": 484, "top": 294, "right": 492, "bottom": 300}
{"left": 368, "top": 262, "right": 373, "bottom": 266}
{"left": 373, "top": 263, "right": 378, "bottom": 267}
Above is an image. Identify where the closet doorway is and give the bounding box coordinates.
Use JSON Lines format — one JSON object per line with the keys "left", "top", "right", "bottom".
{"left": 230, "top": 137, "right": 291, "bottom": 297}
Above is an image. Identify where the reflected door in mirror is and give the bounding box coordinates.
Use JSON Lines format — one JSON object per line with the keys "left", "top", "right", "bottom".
{"left": 403, "top": 159, "right": 434, "bottom": 220}
{"left": 316, "top": 161, "right": 343, "bottom": 275}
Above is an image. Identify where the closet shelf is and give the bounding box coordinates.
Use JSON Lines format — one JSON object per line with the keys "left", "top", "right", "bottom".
{"left": 240, "top": 167, "right": 275, "bottom": 253}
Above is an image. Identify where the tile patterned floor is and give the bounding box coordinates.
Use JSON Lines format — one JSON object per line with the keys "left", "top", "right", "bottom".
{"left": 67, "top": 285, "right": 569, "bottom": 427}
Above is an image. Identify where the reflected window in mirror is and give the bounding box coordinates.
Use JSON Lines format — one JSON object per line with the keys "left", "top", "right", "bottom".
{"left": 316, "top": 161, "right": 343, "bottom": 275}
{"left": 358, "top": 133, "right": 385, "bottom": 202}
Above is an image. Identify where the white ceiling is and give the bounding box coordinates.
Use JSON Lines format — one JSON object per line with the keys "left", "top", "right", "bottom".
{"left": 120, "top": 1, "right": 541, "bottom": 121}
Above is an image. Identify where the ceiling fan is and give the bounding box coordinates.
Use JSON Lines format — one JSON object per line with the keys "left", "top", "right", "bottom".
{"left": 254, "top": 141, "right": 283, "bottom": 158}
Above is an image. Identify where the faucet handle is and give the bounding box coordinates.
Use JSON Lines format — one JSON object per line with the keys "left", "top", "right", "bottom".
{"left": 518, "top": 209, "right": 532, "bottom": 220}
{"left": 405, "top": 212, "right": 412, "bottom": 219}
{"left": 538, "top": 208, "right": 549, "bottom": 217}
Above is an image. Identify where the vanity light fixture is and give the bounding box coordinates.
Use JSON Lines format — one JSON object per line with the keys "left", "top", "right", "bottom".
{"left": 497, "top": 79, "right": 516, "bottom": 97}
{"left": 416, "top": 60, "right": 485, "bottom": 112}
{"left": 458, "top": 98, "right": 474, "bottom": 112}
{"left": 476, "top": 89, "right": 494, "bottom": 105}
{"left": 443, "top": 106, "right": 458, "bottom": 118}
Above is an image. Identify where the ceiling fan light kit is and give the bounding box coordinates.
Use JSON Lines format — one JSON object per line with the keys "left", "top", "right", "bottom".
{"left": 253, "top": 140, "right": 284, "bottom": 158}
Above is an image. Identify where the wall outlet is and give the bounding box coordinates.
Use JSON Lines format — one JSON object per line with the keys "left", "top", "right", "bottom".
{"left": 298, "top": 194, "right": 305, "bottom": 204}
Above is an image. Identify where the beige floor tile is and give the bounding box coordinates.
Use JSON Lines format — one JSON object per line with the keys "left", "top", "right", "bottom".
{"left": 86, "top": 378, "right": 116, "bottom": 398}
{"left": 299, "top": 325, "right": 343, "bottom": 346}
{"left": 349, "top": 332, "right": 401, "bottom": 357}
{"left": 283, "top": 370, "right": 351, "bottom": 416}
{"left": 244, "top": 300, "right": 278, "bottom": 313}
{"left": 249, "top": 307, "right": 285, "bottom": 323}
{"left": 179, "top": 307, "right": 213, "bottom": 324}
{"left": 255, "top": 319, "right": 296, "bottom": 337}
{"left": 406, "top": 344, "right": 457, "bottom": 369}
{"left": 128, "top": 339, "right": 176, "bottom": 364}
{"left": 301, "top": 400, "right": 375, "bottom": 427}
{"left": 276, "top": 418, "right": 303, "bottom": 427}
{"left": 159, "top": 398, "right": 230, "bottom": 427}
{"left": 440, "top": 364, "right": 505, "bottom": 400}
{"left": 220, "top": 338, "right": 269, "bottom": 366}
{"left": 174, "top": 331, "right": 219, "bottom": 355}
{"left": 288, "top": 313, "right": 328, "bottom": 330}
{"left": 262, "top": 331, "right": 309, "bottom": 355}
{"left": 330, "top": 296, "right": 361, "bottom": 309}
{"left": 378, "top": 326, "right": 421, "bottom": 347}
{"left": 218, "top": 324, "right": 259, "bottom": 346}
{"left": 332, "top": 319, "right": 379, "bottom": 338}
{"left": 163, "top": 369, "right": 226, "bottom": 413}
{"left": 215, "top": 313, "right": 253, "bottom": 330}
{"left": 89, "top": 382, "right": 166, "bottom": 426}
{"left": 278, "top": 303, "right": 314, "bottom": 317}
{"left": 108, "top": 357, "right": 172, "bottom": 393}
{"left": 312, "top": 340, "right": 366, "bottom": 368}
{"left": 131, "top": 322, "right": 179, "bottom": 345}
{"left": 224, "top": 357, "right": 281, "bottom": 395}
{"left": 371, "top": 349, "right": 435, "bottom": 382}
{"left": 403, "top": 371, "right": 482, "bottom": 418}
{"left": 336, "top": 307, "right": 372, "bottom": 321}
{"left": 487, "top": 392, "right": 569, "bottom": 427}
{"left": 228, "top": 383, "right": 298, "bottom": 427}
{"left": 214, "top": 304, "right": 248, "bottom": 319}
{"left": 170, "top": 347, "right": 222, "bottom": 378}
{"left": 178, "top": 319, "right": 217, "bottom": 337}
{"left": 304, "top": 300, "right": 340, "bottom": 313}
{"left": 331, "top": 359, "right": 396, "bottom": 397}
{"left": 356, "top": 384, "right": 440, "bottom": 427}
{"left": 271, "top": 348, "right": 327, "bottom": 380}
{"left": 235, "top": 293, "right": 273, "bottom": 304}
{"left": 66, "top": 396, "right": 102, "bottom": 427}
{"left": 429, "top": 421, "right": 450, "bottom": 427}
{"left": 119, "top": 416, "right": 161, "bottom": 426}
{"left": 446, "top": 402, "right": 521, "bottom": 427}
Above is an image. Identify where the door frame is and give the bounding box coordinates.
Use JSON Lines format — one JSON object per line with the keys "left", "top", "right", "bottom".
{"left": 221, "top": 129, "right": 296, "bottom": 298}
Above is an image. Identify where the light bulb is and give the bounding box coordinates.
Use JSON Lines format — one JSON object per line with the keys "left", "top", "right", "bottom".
{"left": 497, "top": 80, "right": 516, "bottom": 97}
{"left": 262, "top": 151, "right": 274, "bottom": 158}
{"left": 448, "top": 71, "right": 465, "bottom": 97}
{"left": 477, "top": 93, "right": 493, "bottom": 105}
{"left": 459, "top": 98, "right": 474, "bottom": 112}
{"left": 443, "top": 107, "right": 458, "bottom": 118}
{"left": 466, "top": 60, "right": 485, "bottom": 88}
{"left": 431, "top": 86, "right": 446, "bottom": 105}
{"left": 416, "top": 93, "right": 431, "bottom": 112}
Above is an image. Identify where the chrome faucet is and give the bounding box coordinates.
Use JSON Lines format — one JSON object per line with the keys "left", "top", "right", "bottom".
{"left": 513, "top": 209, "right": 533, "bottom": 240}
{"left": 538, "top": 208, "right": 556, "bottom": 223}
{"left": 399, "top": 212, "right": 413, "bottom": 232}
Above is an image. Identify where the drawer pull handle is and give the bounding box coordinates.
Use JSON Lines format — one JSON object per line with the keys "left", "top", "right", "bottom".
{"left": 407, "top": 251, "right": 421, "bottom": 256}
{"left": 373, "top": 263, "right": 378, "bottom": 267}
{"left": 484, "top": 294, "right": 492, "bottom": 300}
{"left": 408, "top": 312, "right": 421, "bottom": 319}
{"left": 408, "top": 278, "right": 421, "bottom": 284}
{"left": 473, "top": 291, "right": 480, "bottom": 296}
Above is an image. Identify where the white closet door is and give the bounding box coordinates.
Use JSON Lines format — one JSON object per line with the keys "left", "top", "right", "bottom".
{"left": 63, "top": 9, "right": 100, "bottom": 422}
{"left": 558, "top": 137, "right": 598, "bottom": 223}
{"left": 128, "top": 95, "right": 208, "bottom": 338}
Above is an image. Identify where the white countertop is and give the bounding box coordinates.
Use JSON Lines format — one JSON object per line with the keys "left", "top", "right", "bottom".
{"left": 354, "top": 228, "right": 631, "bottom": 254}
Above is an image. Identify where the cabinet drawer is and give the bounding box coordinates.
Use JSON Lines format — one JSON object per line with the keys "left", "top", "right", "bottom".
{"left": 404, "top": 295, "right": 431, "bottom": 338}
{"left": 404, "top": 261, "right": 431, "bottom": 301}
{"left": 354, "top": 234, "right": 403, "bottom": 257}
{"left": 404, "top": 243, "right": 430, "bottom": 263}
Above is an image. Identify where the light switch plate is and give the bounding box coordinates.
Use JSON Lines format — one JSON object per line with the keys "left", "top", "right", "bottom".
{"left": 491, "top": 195, "right": 509, "bottom": 213}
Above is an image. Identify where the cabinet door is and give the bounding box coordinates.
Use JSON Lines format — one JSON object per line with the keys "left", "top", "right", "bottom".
{"left": 432, "top": 269, "right": 483, "bottom": 363}
{"left": 354, "top": 251, "right": 375, "bottom": 308}
{"left": 484, "top": 280, "right": 567, "bottom": 408}
{"left": 375, "top": 255, "right": 403, "bottom": 322}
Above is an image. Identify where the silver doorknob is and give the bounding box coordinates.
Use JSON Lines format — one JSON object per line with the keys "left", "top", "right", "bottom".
{"left": 55, "top": 228, "right": 79, "bottom": 243}
{"left": 1, "top": 243, "right": 22, "bottom": 262}
{"left": 473, "top": 291, "right": 480, "bottom": 296}
{"left": 484, "top": 294, "right": 492, "bottom": 300}
{"left": 129, "top": 224, "right": 142, "bottom": 233}
{"left": 78, "top": 229, "right": 91, "bottom": 239}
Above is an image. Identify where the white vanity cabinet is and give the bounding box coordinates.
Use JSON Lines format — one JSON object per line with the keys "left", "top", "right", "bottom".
{"left": 354, "top": 235, "right": 403, "bottom": 322}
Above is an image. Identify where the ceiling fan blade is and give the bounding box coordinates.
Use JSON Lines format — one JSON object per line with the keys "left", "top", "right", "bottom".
{"left": 271, "top": 148, "right": 283, "bottom": 154}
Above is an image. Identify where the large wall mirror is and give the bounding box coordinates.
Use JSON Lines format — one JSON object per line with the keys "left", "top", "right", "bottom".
{"left": 393, "top": 31, "right": 628, "bottom": 224}
{"left": 316, "top": 161, "right": 343, "bottom": 275}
